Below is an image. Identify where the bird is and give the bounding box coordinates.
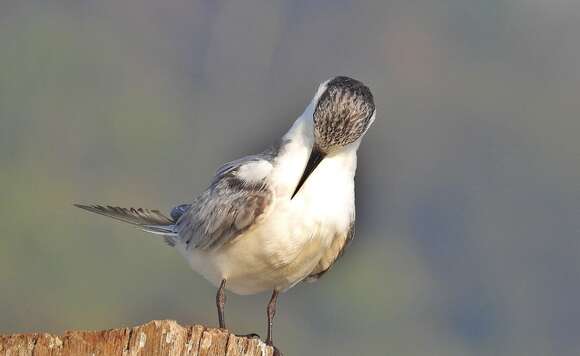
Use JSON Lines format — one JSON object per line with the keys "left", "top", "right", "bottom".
{"left": 75, "top": 76, "right": 375, "bottom": 353}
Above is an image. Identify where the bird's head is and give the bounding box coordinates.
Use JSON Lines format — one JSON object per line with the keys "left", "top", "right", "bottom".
{"left": 313, "top": 76, "right": 376, "bottom": 153}
{"left": 292, "top": 76, "right": 375, "bottom": 199}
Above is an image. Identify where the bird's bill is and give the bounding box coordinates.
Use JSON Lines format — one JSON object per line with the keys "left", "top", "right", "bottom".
{"left": 291, "top": 146, "right": 326, "bottom": 199}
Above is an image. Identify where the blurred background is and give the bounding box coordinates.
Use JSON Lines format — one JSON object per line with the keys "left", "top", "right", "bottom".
{"left": 1, "top": 1, "right": 579, "bottom": 355}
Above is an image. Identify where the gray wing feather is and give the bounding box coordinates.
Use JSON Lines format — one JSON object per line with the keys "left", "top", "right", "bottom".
{"left": 74, "top": 204, "right": 174, "bottom": 226}
{"left": 176, "top": 153, "right": 275, "bottom": 251}
{"left": 170, "top": 204, "right": 192, "bottom": 221}
{"left": 74, "top": 204, "right": 176, "bottom": 235}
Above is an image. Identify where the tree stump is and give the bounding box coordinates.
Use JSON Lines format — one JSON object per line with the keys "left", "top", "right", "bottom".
{"left": 0, "top": 320, "right": 274, "bottom": 356}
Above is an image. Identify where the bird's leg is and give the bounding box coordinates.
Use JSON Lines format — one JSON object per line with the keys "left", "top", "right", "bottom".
{"left": 266, "top": 289, "right": 279, "bottom": 346}
{"left": 216, "top": 279, "right": 227, "bottom": 329}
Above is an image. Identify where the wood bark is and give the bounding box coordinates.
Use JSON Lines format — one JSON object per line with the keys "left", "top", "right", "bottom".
{"left": 0, "top": 320, "right": 274, "bottom": 356}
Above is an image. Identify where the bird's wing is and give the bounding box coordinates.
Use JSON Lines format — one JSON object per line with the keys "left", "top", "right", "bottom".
{"left": 305, "top": 219, "right": 355, "bottom": 282}
{"left": 175, "top": 152, "right": 276, "bottom": 251}
{"left": 74, "top": 204, "right": 174, "bottom": 228}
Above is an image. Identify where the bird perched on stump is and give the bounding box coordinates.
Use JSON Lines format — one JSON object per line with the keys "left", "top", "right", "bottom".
{"left": 76, "top": 76, "right": 376, "bottom": 354}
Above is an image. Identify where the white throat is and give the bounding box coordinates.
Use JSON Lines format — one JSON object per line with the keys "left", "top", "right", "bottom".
{"left": 269, "top": 108, "right": 360, "bottom": 199}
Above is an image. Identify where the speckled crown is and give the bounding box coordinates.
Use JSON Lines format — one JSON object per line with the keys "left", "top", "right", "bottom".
{"left": 313, "top": 76, "right": 375, "bottom": 151}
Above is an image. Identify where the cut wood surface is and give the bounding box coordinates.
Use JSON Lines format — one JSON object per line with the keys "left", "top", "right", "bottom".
{"left": 0, "top": 320, "right": 274, "bottom": 356}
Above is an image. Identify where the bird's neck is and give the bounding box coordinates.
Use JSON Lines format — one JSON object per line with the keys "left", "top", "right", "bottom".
{"left": 269, "top": 114, "right": 359, "bottom": 198}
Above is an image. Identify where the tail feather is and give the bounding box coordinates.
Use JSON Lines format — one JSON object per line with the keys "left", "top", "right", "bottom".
{"left": 74, "top": 204, "right": 177, "bottom": 236}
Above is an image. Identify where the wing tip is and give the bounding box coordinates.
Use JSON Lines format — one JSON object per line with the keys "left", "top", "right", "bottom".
{"left": 74, "top": 203, "right": 107, "bottom": 213}
{"left": 74, "top": 203, "right": 96, "bottom": 211}
{"left": 73, "top": 203, "right": 174, "bottom": 225}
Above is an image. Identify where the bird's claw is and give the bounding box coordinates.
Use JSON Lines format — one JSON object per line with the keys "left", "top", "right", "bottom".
{"left": 271, "top": 345, "right": 282, "bottom": 356}
{"left": 236, "top": 333, "right": 261, "bottom": 339}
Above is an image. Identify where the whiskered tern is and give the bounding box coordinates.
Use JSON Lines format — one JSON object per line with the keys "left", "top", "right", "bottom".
{"left": 76, "top": 76, "right": 376, "bottom": 353}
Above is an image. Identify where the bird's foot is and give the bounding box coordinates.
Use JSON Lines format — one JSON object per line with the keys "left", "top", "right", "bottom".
{"left": 236, "top": 333, "right": 261, "bottom": 339}
{"left": 271, "top": 345, "right": 283, "bottom": 356}
{"left": 267, "top": 341, "right": 282, "bottom": 356}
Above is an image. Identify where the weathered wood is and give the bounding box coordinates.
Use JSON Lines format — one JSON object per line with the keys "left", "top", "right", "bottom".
{"left": 0, "top": 320, "right": 274, "bottom": 356}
